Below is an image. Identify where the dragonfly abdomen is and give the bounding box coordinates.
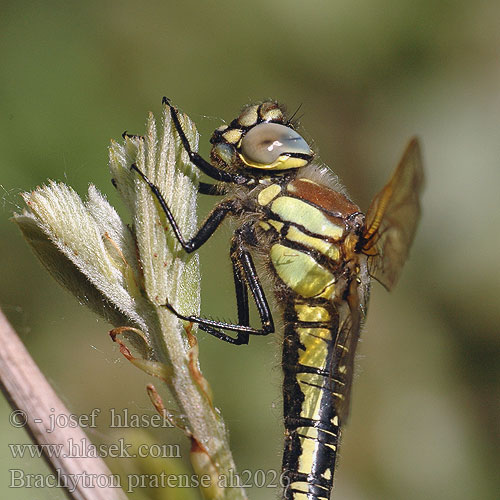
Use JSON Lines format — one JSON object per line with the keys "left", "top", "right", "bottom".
{"left": 282, "top": 298, "right": 343, "bottom": 499}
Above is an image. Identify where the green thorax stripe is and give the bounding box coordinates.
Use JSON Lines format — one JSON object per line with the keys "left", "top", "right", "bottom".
{"left": 270, "top": 196, "right": 344, "bottom": 240}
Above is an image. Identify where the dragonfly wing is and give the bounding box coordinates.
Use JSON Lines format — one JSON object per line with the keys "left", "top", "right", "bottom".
{"left": 333, "top": 291, "right": 365, "bottom": 424}
{"left": 362, "top": 138, "right": 424, "bottom": 290}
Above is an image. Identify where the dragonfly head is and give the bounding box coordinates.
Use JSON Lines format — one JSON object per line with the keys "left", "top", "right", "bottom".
{"left": 210, "top": 102, "right": 314, "bottom": 175}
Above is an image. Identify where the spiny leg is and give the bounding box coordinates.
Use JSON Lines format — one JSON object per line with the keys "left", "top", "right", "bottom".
{"left": 233, "top": 241, "right": 250, "bottom": 329}
{"left": 198, "top": 182, "right": 227, "bottom": 196}
{"left": 162, "top": 97, "right": 248, "bottom": 185}
{"left": 163, "top": 224, "right": 275, "bottom": 345}
{"left": 131, "top": 164, "right": 235, "bottom": 253}
{"left": 233, "top": 224, "right": 274, "bottom": 334}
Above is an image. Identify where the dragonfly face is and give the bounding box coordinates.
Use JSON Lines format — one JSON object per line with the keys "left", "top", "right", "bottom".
{"left": 132, "top": 98, "right": 424, "bottom": 500}
{"left": 209, "top": 102, "right": 314, "bottom": 171}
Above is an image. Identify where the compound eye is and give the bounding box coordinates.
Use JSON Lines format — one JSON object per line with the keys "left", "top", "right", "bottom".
{"left": 240, "top": 123, "right": 311, "bottom": 166}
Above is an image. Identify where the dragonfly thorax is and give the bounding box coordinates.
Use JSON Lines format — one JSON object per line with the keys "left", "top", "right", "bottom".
{"left": 253, "top": 174, "right": 366, "bottom": 304}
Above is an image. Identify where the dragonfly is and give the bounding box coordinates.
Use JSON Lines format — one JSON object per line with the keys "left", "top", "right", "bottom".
{"left": 132, "top": 98, "right": 424, "bottom": 500}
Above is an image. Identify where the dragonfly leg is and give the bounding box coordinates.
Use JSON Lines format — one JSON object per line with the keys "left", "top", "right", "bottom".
{"left": 131, "top": 164, "right": 236, "bottom": 253}
{"left": 197, "top": 182, "right": 227, "bottom": 196}
{"left": 162, "top": 224, "right": 275, "bottom": 345}
{"left": 162, "top": 97, "right": 248, "bottom": 185}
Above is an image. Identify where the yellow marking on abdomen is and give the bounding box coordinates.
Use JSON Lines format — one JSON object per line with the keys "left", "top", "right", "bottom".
{"left": 297, "top": 328, "right": 332, "bottom": 369}
{"left": 298, "top": 327, "right": 333, "bottom": 341}
{"left": 299, "top": 378, "right": 325, "bottom": 421}
{"left": 296, "top": 426, "right": 319, "bottom": 440}
{"left": 297, "top": 438, "right": 316, "bottom": 475}
{"left": 294, "top": 304, "right": 331, "bottom": 322}
{"left": 289, "top": 484, "right": 309, "bottom": 497}
{"left": 296, "top": 372, "right": 327, "bottom": 389}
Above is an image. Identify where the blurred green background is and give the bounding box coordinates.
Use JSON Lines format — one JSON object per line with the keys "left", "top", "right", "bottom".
{"left": 1, "top": 1, "right": 499, "bottom": 499}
